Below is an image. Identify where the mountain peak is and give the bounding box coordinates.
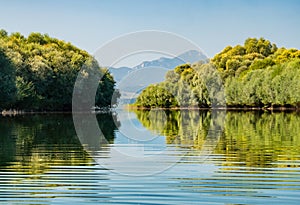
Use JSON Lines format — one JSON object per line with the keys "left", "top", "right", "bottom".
{"left": 132, "top": 49, "right": 207, "bottom": 70}
{"left": 177, "top": 50, "right": 207, "bottom": 64}
{"left": 109, "top": 49, "right": 207, "bottom": 83}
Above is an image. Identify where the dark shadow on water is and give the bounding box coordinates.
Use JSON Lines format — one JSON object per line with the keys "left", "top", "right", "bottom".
{"left": 0, "top": 113, "right": 119, "bottom": 174}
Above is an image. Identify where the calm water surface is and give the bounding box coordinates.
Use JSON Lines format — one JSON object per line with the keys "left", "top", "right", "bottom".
{"left": 0, "top": 110, "right": 300, "bottom": 204}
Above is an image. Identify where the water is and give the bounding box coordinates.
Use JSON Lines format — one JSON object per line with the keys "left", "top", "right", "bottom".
{"left": 1, "top": 110, "right": 300, "bottom": 204}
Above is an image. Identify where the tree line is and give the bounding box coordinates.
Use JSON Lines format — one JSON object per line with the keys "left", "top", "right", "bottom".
{"left": 0, "top": 29, "right": 118, "bottom": 111}
{"left": 134, "top": 37, "right": 300, "bottom": 108}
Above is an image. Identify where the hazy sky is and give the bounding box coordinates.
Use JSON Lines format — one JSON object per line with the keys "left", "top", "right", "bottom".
{"left": 1, "top": 0, "right": 300, "bottom": 65}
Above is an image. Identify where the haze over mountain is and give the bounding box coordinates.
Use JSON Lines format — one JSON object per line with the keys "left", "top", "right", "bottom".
{"left": 108, "top": 50, "right": 207, "bottom": 105}
{"left": 109, "top": 50, "right": 207, "bottom": 83}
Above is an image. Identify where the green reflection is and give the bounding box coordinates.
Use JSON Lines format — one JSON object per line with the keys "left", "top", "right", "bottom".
{"left": 134, "top": 110, "right": 300, "bottom": 168}
{"left": 217, "top": 111, "right": 300, "bottom": 168}
{"left": 134, "top": 110, "right": 225, "bottom": 149}
{"left": 0, "top": 113, "right": 119, "bottom": 174}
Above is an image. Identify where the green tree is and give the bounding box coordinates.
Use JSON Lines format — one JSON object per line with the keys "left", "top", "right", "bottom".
{"left": 0, "top": 29, "right": 119, "bottom": 111}
{"left": 135, "top": 37, "right": 300, "bottom": 109}
{"left": 0, "top": 48, "right": 16, "bottom": 109}
{"left": 135, "top": 84, "right": 178, "bottom": 108}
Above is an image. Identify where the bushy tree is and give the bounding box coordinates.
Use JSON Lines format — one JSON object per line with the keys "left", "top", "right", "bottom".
{"left": 0, "top": 29, "right": 119, "bottom": 111}
{"left": 134, "top": 37, "right": 300, "bottom": 109}
{"left": 0, "top": 48, "right": 16, "bottom": 109}
{"left": 135, "top": 84, "right": 178, "bottom": 108}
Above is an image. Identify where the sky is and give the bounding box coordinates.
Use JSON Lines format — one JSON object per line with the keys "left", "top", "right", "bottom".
{"left": 1, "top": 0, "right": 300, "bottom": 66}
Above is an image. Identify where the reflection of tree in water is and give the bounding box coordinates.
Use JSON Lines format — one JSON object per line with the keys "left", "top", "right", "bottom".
{"left": 0, "top": 113, "right": 119, "bottom": 174}
{"left": 97, "top": 113, "right": 120, "bottom": 144}
{"left": 216, "top": 111, "right": 300, "bottom": 168}
{"left": 0, "top": 117, "right": 16, "bottom": 167}
{"left": 133, "top": 110, "right": 213, "bottom": 149}
{"left": 134, "top": 110, "right": 300, "bottom": 168}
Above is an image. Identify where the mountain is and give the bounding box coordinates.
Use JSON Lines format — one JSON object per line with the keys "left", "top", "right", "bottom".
{"left": 177, "top": 50, "right": 207, "bottom": 64}
{"left": 108, "top": 66, "right": 132, "bottom": 82}
{"left": 132, "top": 56, "right": 183, "bottom": 70}
{"left": 133, "top": 50, "right": 207, "bottom": 70}
{"left": 109, "top": 50, "right": 207, "bottom": 83}
{"left": 108, "top": 50, "right": 207, "bottom": 105}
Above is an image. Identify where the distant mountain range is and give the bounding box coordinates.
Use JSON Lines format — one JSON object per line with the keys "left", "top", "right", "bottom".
{"left": 108, "top": 50, "right": 207, "bottom": 105}
{"left": 109, "top": 50, "right": 207, "bottom": 82}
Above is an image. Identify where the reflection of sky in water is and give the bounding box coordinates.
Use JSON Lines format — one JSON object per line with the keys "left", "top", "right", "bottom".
{"left": 114, "top": 117, "right": 166, "bottom": 146}
{"left": 110, "top": 109, "right": 169, "bottom": 162}
{"left": 96, "top": 111, "right": 181, "bottom": 175}
{"left": 115, "top": 110, "right": 166, "bottom": 145}
{"left": 130, "top": 118, "right": 147, "bottom": 130}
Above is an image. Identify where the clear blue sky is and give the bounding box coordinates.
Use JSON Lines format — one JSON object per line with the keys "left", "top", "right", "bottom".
{"left": 1, "top": 0, "right": 300, "bottom": 60}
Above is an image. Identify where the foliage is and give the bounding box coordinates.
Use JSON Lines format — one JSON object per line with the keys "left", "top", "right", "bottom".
{"left": 0, "top": 48, "right": 16, "bottom": 109}
{"left": 134, "top": 37, "right": 300, "bottom": 108}
{"left": 135, "top": 84, "right": 178, "bottom": 108}
{"left": 225, "top": 59, "right": 300, "bottom": 107}
{"left": 135, "top": 62, "right": 225, "bottom": 108}
{"left": 0, "top": 29, "right": 118, "bottom": 111}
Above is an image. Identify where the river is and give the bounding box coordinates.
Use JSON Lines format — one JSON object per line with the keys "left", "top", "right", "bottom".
{"left": 0, "top": 110, "right": 300, "bottom": 204}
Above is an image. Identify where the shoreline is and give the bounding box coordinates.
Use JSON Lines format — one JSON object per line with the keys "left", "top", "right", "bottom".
{"left": 1, "top": 106, "right": 300, "bottom": 116}
{"left": 126, "top": 105, "right": 300, "bottom": 112}
{"left": 0, "top": 109, "right": 115, "bottom": 116}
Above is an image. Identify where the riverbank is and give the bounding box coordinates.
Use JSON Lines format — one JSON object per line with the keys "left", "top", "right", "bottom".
{"left": 0, "top": 108, "right": 117, "bottom": 116}
{"left": 126, "top": 105, "right": 300, "bottom": 112}
{"left": 2, "top": 106, "right": 299, "bottom": 117}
